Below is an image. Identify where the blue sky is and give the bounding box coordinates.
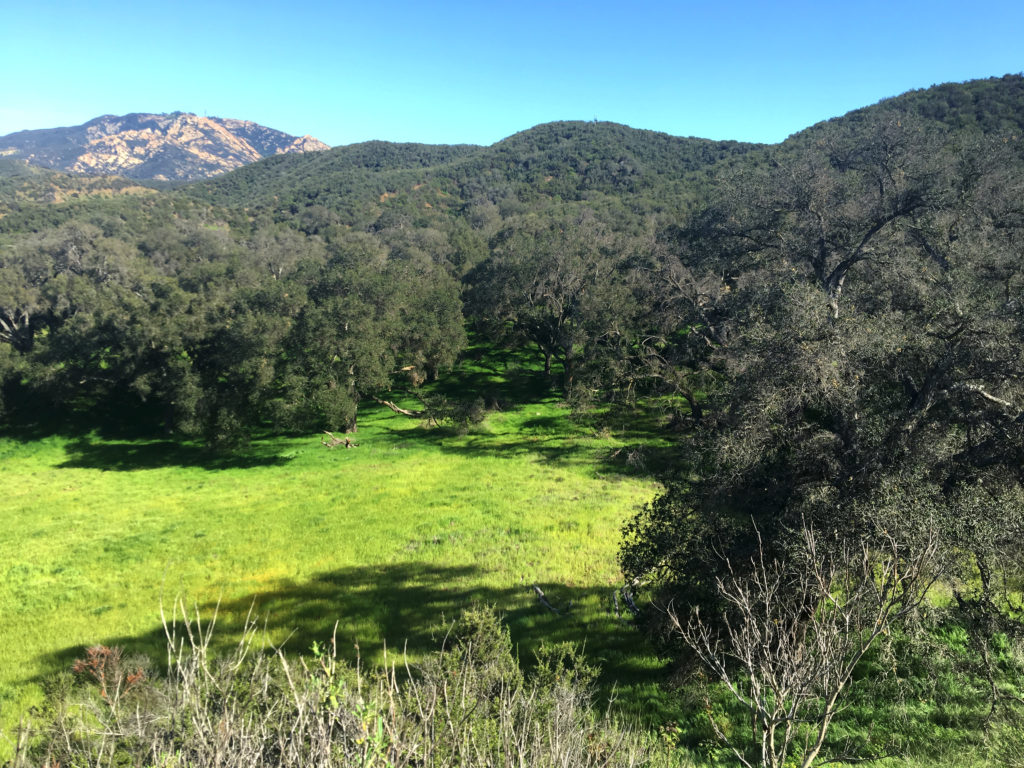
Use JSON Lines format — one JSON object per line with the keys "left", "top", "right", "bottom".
{"left": 2, "top": 0, "right": 1021, "bottom": 147}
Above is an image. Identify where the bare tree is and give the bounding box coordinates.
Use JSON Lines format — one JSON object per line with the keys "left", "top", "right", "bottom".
{"left": 671, "top": 525, "right": 938, "bottom": 768}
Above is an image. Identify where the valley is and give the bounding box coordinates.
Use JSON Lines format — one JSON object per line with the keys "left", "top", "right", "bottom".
{"left": 3, "top": 74, "right": 1024, "bottom": 766}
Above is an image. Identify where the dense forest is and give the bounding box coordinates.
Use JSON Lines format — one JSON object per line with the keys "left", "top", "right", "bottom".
{"left": 0, "top": 116, "right": 763, "bottom": 443}
{"left": 4, "top": 74, "right": 1024, "bottom": 766}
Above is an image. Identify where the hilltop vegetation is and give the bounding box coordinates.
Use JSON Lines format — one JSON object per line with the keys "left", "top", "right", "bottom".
{"left": 3, "top": 75, "right": 1024, "bottom": 766}
{"left": 187, "top": 121, "right": 759, "bottom": 225}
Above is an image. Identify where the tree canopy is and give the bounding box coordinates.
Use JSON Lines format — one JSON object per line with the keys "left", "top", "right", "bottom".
{"left": 621, "top": 103, "right": 1024, "bottom": 646}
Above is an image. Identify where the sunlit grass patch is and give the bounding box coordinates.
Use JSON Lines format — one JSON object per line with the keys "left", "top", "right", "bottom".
{"left": 0, "top": 396, "right": 668, "bottom": 754}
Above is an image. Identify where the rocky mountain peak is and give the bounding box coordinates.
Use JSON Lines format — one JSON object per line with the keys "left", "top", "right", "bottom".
{"left": 0, "top": 113, "right": 330, "bottom": 181}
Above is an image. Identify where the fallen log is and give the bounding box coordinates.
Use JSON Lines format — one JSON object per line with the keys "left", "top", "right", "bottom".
{"left": 532, "top": 584, "right": 560, "bottom": 615}
{"left": 370, "top": 395, "right": 426, "bottom": 417}
{"left": 321, "top": 430, "right": 359, "bottom": 449}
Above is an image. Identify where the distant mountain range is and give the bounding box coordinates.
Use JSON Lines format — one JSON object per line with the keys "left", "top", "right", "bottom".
{"left": 0, "top": 112, "right": 330, "bottom": 181}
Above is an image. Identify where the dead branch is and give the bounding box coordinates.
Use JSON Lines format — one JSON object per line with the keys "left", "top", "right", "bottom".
{"left": 532, "top": 585, "right": 560, "bottom": 615}
{"left": 321, "top": 431, "right": 358, "bottom": 449}
{"left": 620, "top": 585, "right": 641, "bottom": 616}
{"left": 370, "top": 395, "right": 426, "bottom": 417}
{"left": 671, "top": 523, "right": 937, "bottom": 768}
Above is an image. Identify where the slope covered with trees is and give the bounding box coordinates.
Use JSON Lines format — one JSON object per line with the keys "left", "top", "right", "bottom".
{"left": 620, "top": 78, "right": 1024, "bottom": 764}
{"left": 0, "top": 117, "right": 765, "bottom": 444}
{"left": 188, "top": 121, "right": 761, "bottom": 228}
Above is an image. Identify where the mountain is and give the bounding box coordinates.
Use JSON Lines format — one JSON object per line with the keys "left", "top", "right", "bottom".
{"left": 0, "top": 112, "right": 330, "bottom": 181}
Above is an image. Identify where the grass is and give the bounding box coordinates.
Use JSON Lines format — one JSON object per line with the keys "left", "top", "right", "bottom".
{"left": 0, "top": 364, "right": 678, "bottom": 759}
{"left": 6, "top": 349, "right": 1003, "bottom": 766}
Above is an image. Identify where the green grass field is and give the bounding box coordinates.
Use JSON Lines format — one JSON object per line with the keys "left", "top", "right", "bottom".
{"left": 0, "top": 374, "right": 676, "bottom": 757}
{"left": 2, "top": 372, "right": 1015, "bottom": 767}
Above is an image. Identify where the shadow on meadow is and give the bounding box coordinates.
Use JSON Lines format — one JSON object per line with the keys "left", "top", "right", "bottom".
{"left": 433, "top": 343, "right": 557, "bottom": 405}
{"left": 38, "top": 561, "right": 671, "bottom": 714}
{"left": 1, "top": 397, "right": 292, "bottom": 471}
{"left": 409, "top": 348, "right": 685, "bottom": 478}
{"left": 55, "top": 436, "right": 293, "bottom": 471}
{"left": 379, "top": 405, "right": 680, "bottom": 480}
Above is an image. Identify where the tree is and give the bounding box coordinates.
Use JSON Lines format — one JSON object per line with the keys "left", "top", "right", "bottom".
{"left": 0, "top": 223, "right": 110, "bottom": 354}
{"left": 247, "top": 225, "right": 326, "bottom": 281}
{"left": 279, "top": 232, "right": 465, "bottom": 433}
{"left": 621, "top": 109, "right": 1024, "bottom": 659}
{"left": 465, "top": 209, "right": 637, "bottom": 393}
{"left": 674, "top": 524, "right": 938, "bottom": 768}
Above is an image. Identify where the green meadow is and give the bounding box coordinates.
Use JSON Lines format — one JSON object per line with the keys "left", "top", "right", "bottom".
{"left": 0, "top": 372, "right": 674, "bottom": 754}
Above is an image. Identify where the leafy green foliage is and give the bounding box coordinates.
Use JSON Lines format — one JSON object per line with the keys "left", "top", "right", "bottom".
{"left": 0, "top": 196, "right": 465, "bottom": 443}
{"left": 623, "top": 102, "right": 1024, "bottom": 604}
{"left": 467, "top": 208, "right": 640, "bottom": 393}
{"left": 618, "top": 78, "right": 1024, "bottom": 767}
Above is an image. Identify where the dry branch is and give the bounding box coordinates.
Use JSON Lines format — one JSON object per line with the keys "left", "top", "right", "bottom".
{"left": 671, "top": 524, "right": 938, "bottom": 768}
{"left": 370, "top": 395, "right": 426, "bottom": 417}
{"left": 532, "top": 584, "right": 560, "bottom": 614}
{"left": 321, "top": 430, "right": 358, "bottom": 449}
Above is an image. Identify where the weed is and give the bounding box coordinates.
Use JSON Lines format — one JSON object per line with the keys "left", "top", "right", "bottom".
{"left": 10, "top": 603, "right": 684, "bottom": 768}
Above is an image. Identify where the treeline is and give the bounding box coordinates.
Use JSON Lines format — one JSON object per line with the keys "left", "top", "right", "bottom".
{"left": 0, "top": 115, "right": 763, "bottom": 443}
{"left": 0, "top": 202, "right": 467, "bottom": 444}
{"left": 0, "top": 195, "right": 707, "bottom": 444}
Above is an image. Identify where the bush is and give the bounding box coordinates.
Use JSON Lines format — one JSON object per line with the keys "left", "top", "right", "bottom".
{"left": 9, "top": 604, "right": 679, "bottom": 768}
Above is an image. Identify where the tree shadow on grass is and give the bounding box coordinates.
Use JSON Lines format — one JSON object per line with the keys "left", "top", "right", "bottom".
{"left": 38, "top": 561, "right": 673, "bottom": 720}
{"left": 377, "top": 415, "right": 679, "bottom": 481}
{"left": 417, "top": 428, "right": 604, "bottom": 469}
{"left": 54, "top": 436, "right": 293, "bottom": 471}
{"left": 435, "top": 343, "right": 556, "bottom": 405}
{"left": 1, "top": 397, "right": 293, "bottom": 471}
{"left": 0, "top": 389, "right": 174, "bottom": 442}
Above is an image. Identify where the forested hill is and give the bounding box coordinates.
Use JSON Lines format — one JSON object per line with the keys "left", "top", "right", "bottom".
{"left": 781, "top": 72, "right": 1024, "bottom": 151}
{"left": 854, "top": 72, "right": 1024, "bottom": 134}
{"left": 186, "top": 120, "right": 762, "bottom": 225}
{"left": 185, "top": 75, "right": 1024, "bottom": 230}
{"left": 183, "top": 141, "right": 483, "bottom": 225}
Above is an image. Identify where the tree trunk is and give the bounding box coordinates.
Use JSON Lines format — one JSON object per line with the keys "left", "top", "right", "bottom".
{"left": 562, "top": 349, "right": 576, "bottom": 393}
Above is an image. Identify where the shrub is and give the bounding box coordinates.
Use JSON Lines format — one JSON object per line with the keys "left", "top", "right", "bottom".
{"left": 10, "top": 603, "right": 679, "bottom": 768}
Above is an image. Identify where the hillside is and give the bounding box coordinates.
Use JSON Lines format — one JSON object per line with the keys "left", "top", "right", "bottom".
{"left": 860, "top": 72, "right": 1024, "bottom": 134}
{"left": 779, "top": 73, "right": 1024, "bottom": 154}
{"left": 183, "top": 75, "right": 1024, "bottom": 231}
{"left": 0, "top": 112, "right": 329, "bottom": 181}
{"left": 186, "top": 120, "right": 763, "bottom": 226}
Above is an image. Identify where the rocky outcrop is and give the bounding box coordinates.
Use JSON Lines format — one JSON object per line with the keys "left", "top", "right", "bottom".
{"left": 0, "top": 113, "right": 329, "bottom": 181}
